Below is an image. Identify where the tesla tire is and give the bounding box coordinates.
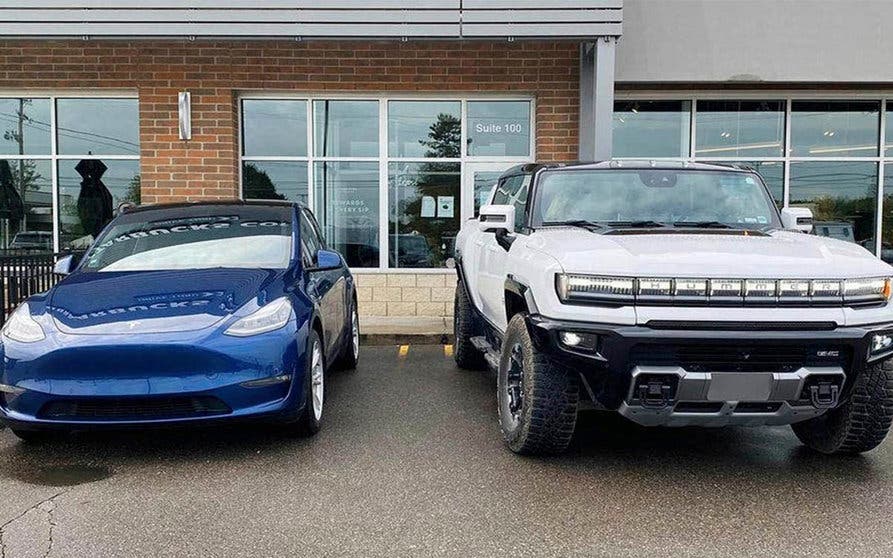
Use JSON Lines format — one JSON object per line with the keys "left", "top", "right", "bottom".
{"left": 284, "top": 329, "right": 325, "bottom": 437}
{"left": 333, "top": 303, "right": 360, "bottom": 371}
{"left": 792, "top": 358, "right": 893, "bottom": 454}
{"left": 497, "top": 314, "right": 579, "bottom": 455}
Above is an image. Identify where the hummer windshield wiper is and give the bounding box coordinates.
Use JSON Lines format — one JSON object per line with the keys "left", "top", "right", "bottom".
{"left": 672, "top": 221, "right": 738, "bottom": 229}
{"left": 542, "top": 219, "right": 607, "bottom": 231}
{"left": 604, "top": 220, "right": 669, "bottom": 229}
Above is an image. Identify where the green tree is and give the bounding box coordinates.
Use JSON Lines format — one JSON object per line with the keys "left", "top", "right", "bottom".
{"left": 243, "top": 163, "right": 286, "bottom": 200}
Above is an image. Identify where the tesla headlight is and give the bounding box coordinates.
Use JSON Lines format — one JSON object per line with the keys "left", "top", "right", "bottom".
{"left": 1, "top": 303, "right": 46, "bottom": 343}
{"left": 224, "top": 298, "right": 293, "bottom": 337}
{"left": 556, "top": 274, "right": 635, "bottom": 303}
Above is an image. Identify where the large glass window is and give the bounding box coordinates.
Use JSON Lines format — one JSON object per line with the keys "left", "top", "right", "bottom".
{"left": 789, "top": 162, "right": 877, "bottom": 247}
{"left": 389, "top": 101, "right": 461, "bottom": 159}
{"left": 242, "top": 100, "right": 307, "bottom": 157}
{"left": 0, "top": 99, "right": 51, "bottom": 155}
{"left": 886, "top": 104, "right": 892, "bottom": 157}
{"left": 613, "top": 101, "right": 691, "bottom": 158}
{"left": 881, "top": 164, "right": 893, "bottom": 263}
{"left": 240, "top": 97, "right": 533, "bottom": 269}
{"left": 313, "top": 101, "right": 379, "bottom": 158}
{"left": 0, "top": 96, "right": 139, "bottom": 252}
{"left": 389, "top": 163, "right": 461, "bottom": 268}
{"left": 314, "top": 162, "right": 380, "bottom": 268}
{"left": 467, "top": 101, "right": 531, "bottom": 157}
{"left": 696, "top": 101, "right": 785, "bottom": 158}
{"left": 242, "top": 161, "right": 308, "bottom": 203}
{"left": 56, "top": 98, "right": 140, "bottom": 156}
{"left": 790, "top": 101, "right": 880, "bottom": 158}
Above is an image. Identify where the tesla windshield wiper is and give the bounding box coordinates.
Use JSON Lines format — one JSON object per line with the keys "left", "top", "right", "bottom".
{"left": 542, "top": 219, "right": 607, "bottom": 231}
{"left": 672, "top": 221, "right": 738, "bottom": 229}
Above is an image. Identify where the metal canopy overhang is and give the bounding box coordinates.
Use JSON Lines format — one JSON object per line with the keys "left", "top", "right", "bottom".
{"left": 1, "top": 1, "right": 622, "bottom": 40}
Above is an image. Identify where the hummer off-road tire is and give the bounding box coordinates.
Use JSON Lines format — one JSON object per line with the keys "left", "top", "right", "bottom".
{"left": 497, "top": 313, "right": 579, "bottom": 455}
{"left": 792, "top": 358, "right": 893, "bottom": 454}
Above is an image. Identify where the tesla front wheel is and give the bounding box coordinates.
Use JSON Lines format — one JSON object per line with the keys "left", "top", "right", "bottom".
{"left": 498, "top": 314, "right": 579, "bottom": 455}
{"left": 284, "top": 329, "right": 325, "bottom": 437}
{"left": 333, "top": 304, "right": 360, "bottom": 371}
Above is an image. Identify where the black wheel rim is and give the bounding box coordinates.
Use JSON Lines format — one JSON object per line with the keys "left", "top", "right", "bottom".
{"left": 506, "top": 342, "right": 524, "bottom": 421}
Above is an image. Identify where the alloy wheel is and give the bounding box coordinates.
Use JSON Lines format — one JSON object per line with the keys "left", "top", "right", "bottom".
{"left": 311, "top": 339, "right": 324, "bottom": 421}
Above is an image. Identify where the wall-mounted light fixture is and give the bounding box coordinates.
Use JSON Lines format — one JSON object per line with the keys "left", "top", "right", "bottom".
{"left": 178, "top": 91, "right": 192, "bottom": 141}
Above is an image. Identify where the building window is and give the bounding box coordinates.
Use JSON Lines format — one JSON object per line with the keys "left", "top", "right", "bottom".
{"left": 613, "top": 100, "right": 691, "bottom": 158}
{"left": 695, "top": 101, "right": 785, "bottom": 158}
{"left": 0, "top": 96, "right": 139, "bottom": 252}
{"left": 239, "top": 96, "right": 534, "bottom": 270}
{"left": 614, "top": 96, "right": 891, "bottom": 259}
{"left": 790, "top": 101, "right": 879, "bottom": 158}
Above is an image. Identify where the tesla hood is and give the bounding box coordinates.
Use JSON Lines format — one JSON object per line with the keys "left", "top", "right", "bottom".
{"left": 47, "top": 268, "right": 281, "bottom": 335}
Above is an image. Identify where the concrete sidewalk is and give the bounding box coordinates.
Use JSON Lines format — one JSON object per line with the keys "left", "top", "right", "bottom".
{"left": 360, "top": 316, "right": 453, "bottom": 345}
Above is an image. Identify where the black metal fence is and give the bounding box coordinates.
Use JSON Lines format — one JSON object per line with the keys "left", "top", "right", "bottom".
{"left": 0, "top": 251, "right": 75, "bottom": 327}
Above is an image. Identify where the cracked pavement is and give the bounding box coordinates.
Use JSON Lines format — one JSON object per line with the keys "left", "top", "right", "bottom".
{"left": 2, "top": 345, "right": 893, "bottom": 557}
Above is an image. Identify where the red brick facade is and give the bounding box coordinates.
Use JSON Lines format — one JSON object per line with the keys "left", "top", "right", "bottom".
{"left": 0, "top": 40, "right": 581, "bottom": 204}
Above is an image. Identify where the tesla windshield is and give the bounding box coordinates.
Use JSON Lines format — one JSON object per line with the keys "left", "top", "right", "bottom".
{"left": 533, "top": 169, "right": 781, "bottom": 230}
{"left": 81, "top": 205, "right": 294, "bottom": 271}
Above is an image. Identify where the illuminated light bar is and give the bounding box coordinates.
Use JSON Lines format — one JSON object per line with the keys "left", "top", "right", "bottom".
{"left": 555, "top": 274, "right": 892, "bottom": 306}
{"left": 709, "top": 279, "right": 743, "bottom": 298}
{"left": 638, "top": 278, "right": 673, "bottom": 297}
{"left": 778, "top": 279, "right": 810, "bottom": 298}
{"left": 675, "top": 278, "right": 708, "bottom": 297}
{"left": 744, "top": 279, "right": 777, "bottom": 297}
{"left": 811, "top": 279, "right": 842, "bottom": 299}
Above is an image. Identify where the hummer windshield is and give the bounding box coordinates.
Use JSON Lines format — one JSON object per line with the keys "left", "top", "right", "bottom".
{"left": 533, "top": 169, "right": 781, "bottom": 231}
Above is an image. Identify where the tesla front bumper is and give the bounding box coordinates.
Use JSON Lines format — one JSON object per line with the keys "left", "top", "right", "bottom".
{"left": 0, "top": 324, "right": 308, "bottom": 431}
{"left": 527, "top": 315, "right": 890, "bottom": 427}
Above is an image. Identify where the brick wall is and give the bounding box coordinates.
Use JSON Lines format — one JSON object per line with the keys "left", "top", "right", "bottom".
{"left": 0, "top": 39, "right": 581, "bottom": 318}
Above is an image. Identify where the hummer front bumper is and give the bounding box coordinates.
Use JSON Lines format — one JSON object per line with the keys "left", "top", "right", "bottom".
{"left": 526, "top": 315, "right": 892, "bottom": 427}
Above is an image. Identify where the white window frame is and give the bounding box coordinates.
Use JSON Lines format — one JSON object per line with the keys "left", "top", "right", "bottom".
{"left": 238, "top": 93, "right": 536, "bottom": 272}
{"left": 615, "top": 90, "right": 893, "bottom": 258}
{"left": 0, "top": 90, "right": 140, "bottom": 252}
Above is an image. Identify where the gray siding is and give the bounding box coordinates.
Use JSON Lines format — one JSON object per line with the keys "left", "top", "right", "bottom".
{"left": 2, "top": 1, "right": 622, "bottom": 39}
{"left": 617, "top": 0, "right": 893, "bottom": 84}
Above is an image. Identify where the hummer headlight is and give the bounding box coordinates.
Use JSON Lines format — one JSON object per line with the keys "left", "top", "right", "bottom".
{"left": 556, "top": 274, "right": 635, "bottom": 302}
{"left": 843, "top": 277, "right": 890, "bottom": 302}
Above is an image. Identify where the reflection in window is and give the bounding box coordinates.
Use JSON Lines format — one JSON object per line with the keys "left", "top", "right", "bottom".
{"left": 695, "top": 101, "right": 785, "bottom": 158}
{"left": 0, "top": 99, "right": 51, "bottom": 156}
{"left": 242, "top": 161, "right": 308, "bottom": 203}
{"left": 58, "top": 159, "right": 141, "bottom": 249}
{"left": 472, "top": 171, "right": 504, "bottom": 216}
{"left": 790, "top": 101, "right": 879, "bottom": 157}
{"left": 56, "top": 98, "right": 140, "bottom": 156}
{"left": 313, "top": 100, "right": 379, "bottom": 158}
{"left": 389, "top": 162, "right": 461, "bottom": 268}
{"left": 789, "top": 162, "right": 877, "bottom": 249}
{"left": 887, "top": 104, "right": 892, "bottom": 157}
{"left": 467, "top": 101, "right": 531, "bottom": 157}
{"left": 313, "top": 162, "right": 380, "bottom": 268}
{"left": 389, "top": 101, "right": 461, "bottom": 158}
{"left": 613, "top": 101, "right": 691, "bottom": 158}
{"left": 880, "top": 165, "right": 893, "bottom": 263}
{"left": 242, "top": 100, "right": 307, "bottom": 157}
{"left": 0, "top": 160, "right": 53, "bottom": 251}
{"left": 713, "top": 161, "right": 784, "bottom": 206}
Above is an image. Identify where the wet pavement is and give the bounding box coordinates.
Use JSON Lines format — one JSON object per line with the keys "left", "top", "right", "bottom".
{"left": 2, "top": 344, "right": 893, "bottom": 557}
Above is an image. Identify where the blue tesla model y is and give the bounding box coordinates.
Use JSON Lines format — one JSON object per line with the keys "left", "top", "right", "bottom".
{"left": 0, "top": 201, "right": 360, "bottom": 441}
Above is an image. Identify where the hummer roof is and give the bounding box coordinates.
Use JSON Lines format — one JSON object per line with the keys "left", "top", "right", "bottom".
{"left": 500, "top": 160, "right": 755, "bottom": 179}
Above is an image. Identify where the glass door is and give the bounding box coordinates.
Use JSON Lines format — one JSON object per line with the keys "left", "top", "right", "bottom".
{"left": 462, "top": 162, "right": 518, "bottom": 221}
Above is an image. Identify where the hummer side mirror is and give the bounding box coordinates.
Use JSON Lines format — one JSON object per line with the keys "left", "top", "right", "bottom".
{"left": 781, "top": 207, "right": 814, "bottom": 233}
{"left": 478, "top": 205, "right": 515, "bottom": 234}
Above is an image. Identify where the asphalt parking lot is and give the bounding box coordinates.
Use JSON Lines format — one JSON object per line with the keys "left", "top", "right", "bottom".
{"left": 2, "top": 345, "right": 893, "bottom": 558}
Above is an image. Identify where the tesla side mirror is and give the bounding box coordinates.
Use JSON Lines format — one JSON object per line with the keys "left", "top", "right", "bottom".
{"left": 478, "top": 204, "right": 515, "bottom": 234}
{"left": 781, "top": 207, "right": 814, "bottom": 233}
{"left": 53, "top": 254, "right": 76, "bottom": 275}
{"left": 314, "top": 249, "right": 343, "bottom": 271}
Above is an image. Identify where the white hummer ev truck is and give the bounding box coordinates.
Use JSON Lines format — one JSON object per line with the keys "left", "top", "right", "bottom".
{"left": 453, "top": 161, "right": 893, "bottom": 455}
